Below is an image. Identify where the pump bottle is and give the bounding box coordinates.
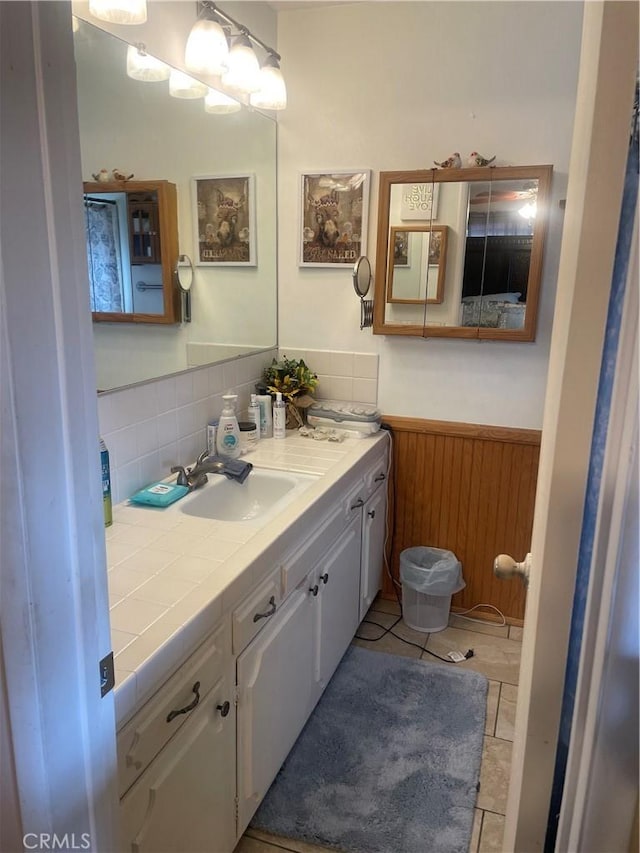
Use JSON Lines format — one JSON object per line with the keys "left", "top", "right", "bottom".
{"left": 216, "top": 394, "right": 241, "bottom": 459}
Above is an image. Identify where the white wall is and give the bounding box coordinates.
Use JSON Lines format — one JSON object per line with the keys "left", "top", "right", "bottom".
{"left": 276, "top": 1, "right": 583, "bottom": 428}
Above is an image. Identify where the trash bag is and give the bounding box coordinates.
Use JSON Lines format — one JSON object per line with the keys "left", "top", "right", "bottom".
{"left": 399, "top": 546, "right": 465, "bottom": 596}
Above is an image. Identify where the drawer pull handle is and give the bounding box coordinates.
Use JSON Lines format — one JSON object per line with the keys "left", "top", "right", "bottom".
{"left": 253, "top": 595, "right": 277, "bottom": 623}
{"left": 350, "top": 498, "right": 364, "bottom": 510}
{"left": 319, "top": 573, "right": 329, "bottom": 585}
{"left": 309, "top": 584, "right": 319, "bottom": 597}
{"left": 368, "top": 510, "right": 376, "bottom": 519}
{"left": 374, "top": 473, "right": 386, "bottom": 482}
{"left": 217, "top": 701, "right": 231, "bottom": 718}
{"left": 166, "top": 681, "right": 201, "bottom": 723}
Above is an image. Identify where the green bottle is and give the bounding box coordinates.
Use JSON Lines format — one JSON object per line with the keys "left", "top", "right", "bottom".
{"left": 99, "top": 438, "right": 113, "bottom": 527}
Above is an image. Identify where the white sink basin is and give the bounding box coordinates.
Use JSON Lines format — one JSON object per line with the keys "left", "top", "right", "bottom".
{"left": 178, "top": 468, "right": 319, "bottom": 522}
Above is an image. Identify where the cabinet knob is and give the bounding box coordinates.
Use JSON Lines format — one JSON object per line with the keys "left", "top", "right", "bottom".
{"left": 309, "top": 584, "right": 319, "bottom": 597}
{"left": 350, "top": 498, "right": 364, "bottom": 510}
{"left": 368, "top": 510, "right": 376, "bottom": 518}
{"left": 374, "top": 473, "right": 386, "bottom": 483}
{"left": 217, "top": 701, "right": 231, "bottom": 718}
{"left": 319, "top": 573, "right": 329, "bottom": 585}
{"left": 166, "top": 681, "right": 201, "bottom": 723}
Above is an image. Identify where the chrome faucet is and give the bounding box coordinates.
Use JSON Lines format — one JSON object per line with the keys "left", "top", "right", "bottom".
{"left": 171, "top": 451, "right": 224, "bottom": 491}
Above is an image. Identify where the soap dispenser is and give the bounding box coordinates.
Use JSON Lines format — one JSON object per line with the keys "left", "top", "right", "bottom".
{"left": 216, "top": 394, "right": 241, "bottom": 459}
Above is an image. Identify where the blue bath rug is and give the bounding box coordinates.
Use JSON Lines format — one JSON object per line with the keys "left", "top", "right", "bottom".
{"left": 251, "top": 645, "right": 488, "bottom": 853}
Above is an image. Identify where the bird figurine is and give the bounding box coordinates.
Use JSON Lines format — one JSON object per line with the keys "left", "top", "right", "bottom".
{"left": 468, "top": 152, "right": 496, "bottom": 167}
{"left": 112, "top": 169, "right": 134, "bottom": 182}
{"left": 92, "top": 168, "right": 110, "bottom": 183}
{"left": 433, "top": 152, "right": 462, "bottom": 169}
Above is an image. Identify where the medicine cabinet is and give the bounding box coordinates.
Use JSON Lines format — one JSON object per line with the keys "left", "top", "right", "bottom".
{"left": 83, "top": 179, "right": 180, "bottom": 325}
{"left": 373, "top": 165, "right": 553, "bottom": 341}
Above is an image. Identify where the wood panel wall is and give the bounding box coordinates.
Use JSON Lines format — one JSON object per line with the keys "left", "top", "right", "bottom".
{"left": 382, "top": 416, "right": 541, "bottom": 623}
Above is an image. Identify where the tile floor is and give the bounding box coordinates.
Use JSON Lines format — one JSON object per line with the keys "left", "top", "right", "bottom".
{"left": 234, "top": 596, "right": 522, "bottom": 853}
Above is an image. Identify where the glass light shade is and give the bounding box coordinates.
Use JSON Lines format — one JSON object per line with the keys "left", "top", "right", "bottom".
{"left": 89, "top": 0, "right": 147, "bottom": 25}
{"left": 250, "top": 61, "right": 287, "bottom": 110}
{"left": 169, "top": 69, "right": 208, "bottom": 99}
{"left": 185, "top": 19, "right": 229, "bottom": 76}
{"left": 221, "top": 35, "right": 260, "bottom": 94}
{"left": 126, "top": 44, "right": 170, "bottom": 82}
{"left": 204, "top": 88, "right": 241, "bottom": 115}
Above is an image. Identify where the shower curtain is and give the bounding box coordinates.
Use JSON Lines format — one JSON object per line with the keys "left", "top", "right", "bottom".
{"left": 85, "top": 200, "right": 125, "bottom": 312}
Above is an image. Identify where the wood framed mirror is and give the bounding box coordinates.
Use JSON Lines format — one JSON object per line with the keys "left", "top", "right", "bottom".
{"left": 373, "top": 165, "right": 553, "bottom": 341}
{"left": 83, "top": 179, "right": 180, "bottom": 325}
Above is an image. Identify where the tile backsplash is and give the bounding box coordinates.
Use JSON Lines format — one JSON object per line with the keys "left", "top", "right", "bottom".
{"left": 98, "top": 347, "right": 379, "bottom": 504}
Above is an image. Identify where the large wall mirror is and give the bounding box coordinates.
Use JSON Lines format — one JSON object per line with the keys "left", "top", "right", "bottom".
{"left": 373, "top": 165, "right": 553, "bottom": 341}
{"left": 73, "top": 16, "right": 278, "bottom": 390}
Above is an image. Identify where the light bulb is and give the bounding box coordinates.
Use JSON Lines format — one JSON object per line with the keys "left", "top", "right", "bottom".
{"left": 250, "top": 55, "right": 287, "bottom": 110}
{"left": 204, "top": 88, "right": 241, "bottom": 114}
{"left": 222, "top": 34, "right": 260, "bottom": 95}
{"left": 185, "top": 19, "right": 229, "bottom": 76}
{"left": 126, "top": 44, "right": 170, "bottom": 82}
{"left": 169, "top": 69, "right": 208, "bottom": 99}
{"left": 89, "top": 0, "right": 147, "bottom": 25}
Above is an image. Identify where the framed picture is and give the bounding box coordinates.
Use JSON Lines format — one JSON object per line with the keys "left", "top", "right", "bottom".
{"left": 400, "top": 182, "right": 440, "bottom": 221}
{"left": 299, "top": 170, "right": 370, "bottom": 267}
{"left": 392, "top": 230, "right": 411, "bottom": 267}
{"left": 192, "top": 174, "right": 256, "bottom": 266}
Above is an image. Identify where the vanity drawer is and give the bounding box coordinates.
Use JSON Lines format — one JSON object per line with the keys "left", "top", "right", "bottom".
{"left": 364, "top": 456, "right": 388, "bottom": 498}
{"left": 116, "top": 618, "right": 229, "bottom": 798}
{"left": 232, "top": 568, "right": 282, "bottom": 655}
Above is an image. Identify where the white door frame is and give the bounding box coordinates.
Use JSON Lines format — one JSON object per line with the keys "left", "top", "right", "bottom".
{"left": 0, "top": 2, "right": 117, "bottom": 849}
{"left": 503, "top": 3, "right": 639, "bottom": 850}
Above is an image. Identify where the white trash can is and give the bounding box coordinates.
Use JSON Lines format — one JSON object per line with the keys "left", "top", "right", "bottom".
{"left": 400, "top": 546, "right": 465, "bottom": 633}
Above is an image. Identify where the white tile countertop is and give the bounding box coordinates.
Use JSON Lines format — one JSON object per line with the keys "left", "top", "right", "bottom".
{"left": 105, "top": 432, "right": 388, "bottom": 727}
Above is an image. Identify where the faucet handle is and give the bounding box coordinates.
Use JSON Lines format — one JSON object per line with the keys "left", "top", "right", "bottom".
{"left": 196, "top": 449, "right": 210, "bottom": 465}
{"left": 171, "top": 466, "right": 189, "bottom": 487}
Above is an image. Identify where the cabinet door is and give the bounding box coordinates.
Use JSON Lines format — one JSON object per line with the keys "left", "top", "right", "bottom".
{"left": 236, "top": 584, "right": 316, "bottom": 835}
{"left": 360, "top": 485, "right": 387, "bottom": 620}
{"left": 314, "top": 514, "right": 362, "bottom": 696}
{"left": 120, "top": 674, "right": 236, "bottom": 853}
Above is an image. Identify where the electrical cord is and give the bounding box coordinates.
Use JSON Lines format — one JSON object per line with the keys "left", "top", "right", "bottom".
{"left": 355, "top": 615, "right": 474, "bottom": 664}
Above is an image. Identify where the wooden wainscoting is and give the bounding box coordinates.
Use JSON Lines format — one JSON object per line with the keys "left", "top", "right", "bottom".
{"left": 381, "top": 416, "right": 541, "bottom": 623}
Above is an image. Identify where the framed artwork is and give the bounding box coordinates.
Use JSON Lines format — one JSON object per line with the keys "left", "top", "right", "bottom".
{"left": 392, "top": 230, "right": 410, "bottom": 267}
{"left": 192, "top": 174, "right": 256, "bottom": 266}
{"left": 299, "top": 170, "right": 370, "bottom": 267}
{"left": 400, "top": 182, "right": 440, "bottom": 221}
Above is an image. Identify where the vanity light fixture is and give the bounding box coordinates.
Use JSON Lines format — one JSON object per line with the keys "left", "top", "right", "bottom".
{"left": 204, "top": 87, "right": 241, "bottom": 115}
{"left": 250, "top": 53, "right": 287, "bottom": 111}
{"left": 169, "top": 68, "right": 208, "bottom": 99}
{"left": 89, "top": 0, "right": 147, "bottom": 25}
{"left": 222, "top": 33, "right": 261, "bottom": 95}
{"left": 184, "top": 18, "right": 229, "bottom": 77}
{"left": 126, "top": 43, "right": 170, "bottom": 82}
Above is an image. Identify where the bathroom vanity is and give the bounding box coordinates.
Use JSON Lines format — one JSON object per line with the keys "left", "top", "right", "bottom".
{"left": 108, "top": 433, "right": 389, "bottom": 852}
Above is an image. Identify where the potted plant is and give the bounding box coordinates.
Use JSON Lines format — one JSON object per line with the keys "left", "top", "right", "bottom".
{"left": 258, "top": 356, "right": 319, "bottom": 428}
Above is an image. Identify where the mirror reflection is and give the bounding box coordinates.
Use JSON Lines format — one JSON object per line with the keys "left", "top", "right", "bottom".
{"left": 386, "top": 225, "right": 447, "bottom": 304}
{"left": 73, "top": 18, "right": 278, "bottom": 390}
{"left": 373, "top": 165, "right": 552, "bottom": 341}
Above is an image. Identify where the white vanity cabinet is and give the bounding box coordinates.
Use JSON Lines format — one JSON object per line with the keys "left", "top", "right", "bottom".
{"left": 235, "top": 582, "right": 316, "bottom": 834}
{"left": 311, "top": 513, "right": 363, "bottom": 695}
{"left": 359, "top": 463, "right": 388, "bottom": 620}
{"left": 117, "top": 623, "right": 236, "bottom": 853}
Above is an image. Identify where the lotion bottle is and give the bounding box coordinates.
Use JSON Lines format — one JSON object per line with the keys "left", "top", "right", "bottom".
{"left": 273, "top": 392, "right": 286, "bottom": 439}
{"left": 256, "top": 394, "right": 273, "bottom": 438}
{"left": 248, "top": 394, "right": 261, "bottom": 438}
{"left": 216, "top": 394, "right": 241, "bottom": 459}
